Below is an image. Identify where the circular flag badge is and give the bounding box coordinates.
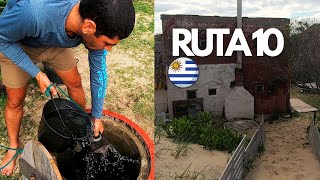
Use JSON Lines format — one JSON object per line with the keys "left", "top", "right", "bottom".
{"left": 168, "top": 57, "right": 199, "bottom": 88}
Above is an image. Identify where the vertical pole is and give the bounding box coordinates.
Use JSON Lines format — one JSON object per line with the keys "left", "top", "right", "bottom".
{"left": 237, "top": 0, "right": 242, "bottom": 69}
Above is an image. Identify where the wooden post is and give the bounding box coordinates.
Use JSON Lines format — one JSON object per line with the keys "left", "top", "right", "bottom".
{"left": 19, "top": 141, "right": 63, "bottom": 180}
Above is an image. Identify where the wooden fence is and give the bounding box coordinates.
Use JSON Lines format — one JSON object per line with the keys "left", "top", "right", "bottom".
{"left": 244, "top": 117, "right": 265, "bottom": 166}
{"left": 219, "top": 135, "right": 247, "bottom": 180}
{"left": 308, "top": 113, "right": 320, "bottom": 159}
{"left": 220, "top": 116, "right": 265, "bottom": 180}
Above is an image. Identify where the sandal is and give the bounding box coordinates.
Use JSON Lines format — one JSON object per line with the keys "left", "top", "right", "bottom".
{"left": 0, "top": 145, "right": 23, "bottom": 171}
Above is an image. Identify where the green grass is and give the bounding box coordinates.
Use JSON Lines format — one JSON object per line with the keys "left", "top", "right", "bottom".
{"left": 0, "top": 90, "right": 7, "bottom": 149}
{"left": 170, "top": 141, "right": 191, "bottom": 159}
{"left": 0, "top": 92, "right": 38, "bottom": 178}
{"left": 0, "top": 92, "right": 5, "bottom": 108}
{"left": 291, "top": 87, "right": 320, "bottom": 110}
{"left": 118, "top": 0, "right": 154, "bottom": 52}
{"left": 162, "top": 112, "right": 242, "bottom": 153}
{"left": 107, "top": 65, "right": 154, "bottom": 119}
{"left": 291, "top": 87, "right": 320, "bottom": 121}
{"left": 172, "top": 163, "right": 214, "bottom": 180}
{"left": 0, "top": 74, "right": 5, "bottom": 150}
{"left": 134, "top": 0, "right": 153, "bottom": 15}
{"left": 0, "top": 79, "right": 11, "bottom": 178}
{"left": 0, "top": 0, "right": 6, "bottom": 14}
{"left": 105, "top": 0, "right": 154, "bottom": 121}
{"left": 0, "top": 76, "right": 39, "bottom": 179}
{"left": 0, "top": 175, "right": 20, "bottom": 180}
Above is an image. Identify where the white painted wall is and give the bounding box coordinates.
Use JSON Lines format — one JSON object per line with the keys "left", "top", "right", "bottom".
{"left": 225, "top": 86, "right": 254, "bottom": 120}
{"left": 167, "top": 64, "right": 237, "bottom": 118}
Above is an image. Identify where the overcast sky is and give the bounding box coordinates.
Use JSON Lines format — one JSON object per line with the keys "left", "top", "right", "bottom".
{"left": 155, "top": 0, "right": 320, "bottom": 34}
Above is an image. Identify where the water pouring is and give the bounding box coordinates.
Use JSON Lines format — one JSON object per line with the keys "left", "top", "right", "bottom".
{"left": 37, "top": 86, "right": 144, "bottom": 179}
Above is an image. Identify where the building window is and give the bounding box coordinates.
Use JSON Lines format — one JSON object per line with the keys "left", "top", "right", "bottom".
{"left": 256, "top": 85, "right": 264, "bottom": 93}
{"left": 268, "top": 84, "right": 276, "bottom": 93}
{"left": 230, "top": 81, "right": 235, "bottom": 88}
{"left": 208, "top": 88, "right": 216, "bottom": 95}
{"left": 187, "top": 90, "right": 197, "bottom": 99}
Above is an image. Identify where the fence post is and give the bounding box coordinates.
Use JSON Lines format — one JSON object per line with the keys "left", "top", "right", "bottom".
{"left": 219, "top": 135, "right": 246, "bottom": 180}
{"left": 220, "top": 114, "right": 266, "bottom": 180}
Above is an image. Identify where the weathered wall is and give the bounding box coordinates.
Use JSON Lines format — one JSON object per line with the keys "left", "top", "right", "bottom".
{"left": 155, "top": 35, "right": 166, "bottom": 89}
{"left": 155, "top": 89, "right": 168, "bottom": 115}
{"left": 167, "top": 64, "right": 236, "bottom": 118}
{"left": 225, "top": 86, "right": 254, "bottom": 120}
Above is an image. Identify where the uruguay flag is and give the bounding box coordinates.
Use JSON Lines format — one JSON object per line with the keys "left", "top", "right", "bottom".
{"left": 168, "top": 57, "right": 199, "bottom": 88}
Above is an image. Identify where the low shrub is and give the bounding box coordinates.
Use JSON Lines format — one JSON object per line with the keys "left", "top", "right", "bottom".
{"left": 163, "top": 112, "right": 242, "bottom": 153}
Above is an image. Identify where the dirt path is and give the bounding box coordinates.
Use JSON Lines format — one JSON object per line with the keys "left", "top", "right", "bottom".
{"left": 246, "top": 116, "right": 320, "bottom": 180}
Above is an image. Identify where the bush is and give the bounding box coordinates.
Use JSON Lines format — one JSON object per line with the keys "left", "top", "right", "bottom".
{"left": 0, "top": 0, "right": 6, "bottom": 14}
{"left": 0, "top": 0, "right": 6, "bottom": 7}
{"left": 163, "top": 112, "right": 242, "bottom": 153}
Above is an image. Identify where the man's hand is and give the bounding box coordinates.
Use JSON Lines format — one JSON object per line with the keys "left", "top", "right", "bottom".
{"left": 93, "top": 118, "right": 104, "bottom": 137}
{"left": 35, "top": 71, "right": 57, "bottom": 95}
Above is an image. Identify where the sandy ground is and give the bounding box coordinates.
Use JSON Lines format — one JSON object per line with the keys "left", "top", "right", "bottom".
{"left": 73, "top": 47, "right": 153, "bottom": 137}
{"left": 155, "top": 137, "right": 230, "bottom": 180}
{"left": 246, "top": 116, "right": 320, "bottom": 180}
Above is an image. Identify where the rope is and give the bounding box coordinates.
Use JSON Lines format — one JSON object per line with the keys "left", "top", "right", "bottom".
{"left": 44, "top": 83, "right": 93, "bottom": 138}
{"left": 53, "top": 84, "right": 94, "bottom": 131}
{"left": 45, "top": 83, "right": 88, "bottom": 116}
{"left": 0, "top": 145, "right": 23, "bottom": 170}
{"left": 44, "top": 83, "right": 55, "bottom": 97}
{"left": 0, "top": 83, "right": 88, "bottom": 170}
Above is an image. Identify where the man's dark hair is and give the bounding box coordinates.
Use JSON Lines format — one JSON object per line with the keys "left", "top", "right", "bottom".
{"left": 79, "top": 0, "right": 135, "bottom": 39}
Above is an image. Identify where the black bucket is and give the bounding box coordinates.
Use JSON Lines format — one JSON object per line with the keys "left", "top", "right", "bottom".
{"left": 38, "top": 97, "right": 92, "bottom": 153}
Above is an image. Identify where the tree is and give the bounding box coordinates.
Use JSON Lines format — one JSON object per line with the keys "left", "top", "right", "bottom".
{"left": 288, "top": 18, "right": 320, "bottom": 92}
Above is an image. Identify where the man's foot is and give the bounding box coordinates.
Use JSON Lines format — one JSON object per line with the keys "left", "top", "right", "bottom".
{"left": 0, "top": 149, "right": 18, "bottom": 176}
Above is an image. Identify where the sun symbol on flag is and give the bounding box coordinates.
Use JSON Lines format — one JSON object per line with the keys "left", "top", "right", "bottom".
{"left": 170, "top": 60, "right": 182, "bottom": 72}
